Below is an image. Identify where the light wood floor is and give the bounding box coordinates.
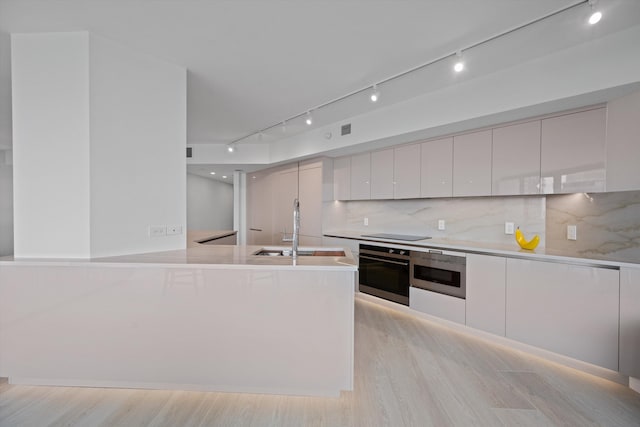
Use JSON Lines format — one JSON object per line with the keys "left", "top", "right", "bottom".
{"left": 1, "top": 295, "right": 640, "bottom": 427}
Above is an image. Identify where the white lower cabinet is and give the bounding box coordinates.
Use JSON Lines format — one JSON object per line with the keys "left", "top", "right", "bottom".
{"left": 505, "top": 258, "right": 619, "bottom": 371}
{"left": 410, "top": 287, "right": 465, "bottom": 325}
{"left": 620, "top": 267, "right": 640, "bottom": 378}
{"left": 465, "top": 254, "right": 506, "bottom": 336}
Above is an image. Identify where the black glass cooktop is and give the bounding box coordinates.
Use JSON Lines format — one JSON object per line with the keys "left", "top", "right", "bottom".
{"left": 361, "top": 233, "right": 432, "bottom": 241}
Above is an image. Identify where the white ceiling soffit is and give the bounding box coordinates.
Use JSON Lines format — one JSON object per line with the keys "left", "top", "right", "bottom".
{"left": 2, "top": 0, "right": 640, "bottom": 169}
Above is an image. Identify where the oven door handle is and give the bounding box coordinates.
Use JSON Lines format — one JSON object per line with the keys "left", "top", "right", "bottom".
{"left": 359, "top": 255, "right": 409, "bottom": 266}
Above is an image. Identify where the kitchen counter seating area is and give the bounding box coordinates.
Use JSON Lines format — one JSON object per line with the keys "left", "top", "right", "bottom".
{"left": 0, "top": 245, "right": 357, "bottom": 397}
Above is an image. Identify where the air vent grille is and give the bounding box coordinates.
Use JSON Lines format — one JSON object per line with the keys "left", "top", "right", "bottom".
{"left": 186, "top": 147, "right": 192, "bottom": 158}
{"left": 341, "top": 124, "right": 351, "bottom": 136}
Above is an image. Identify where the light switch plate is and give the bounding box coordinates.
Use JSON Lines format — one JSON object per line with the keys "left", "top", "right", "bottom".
{"left": 505, "top": 222, "right": 514, "bottom": 235}
{"left": 167, "top": 225, "right": 183, "bottom": 235}
{"left": 149, "top": 226, "right": 166, "bottom": 237}
{"left": 438, "top": 219, "right": 445, "bottom": 230}
{"left": 567, "top": 225, "right": 577, "bottom": 240}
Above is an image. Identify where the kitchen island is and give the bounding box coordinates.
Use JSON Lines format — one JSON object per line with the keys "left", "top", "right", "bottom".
{"left": 0, "top": 245, "right": 357, "bottom": 397}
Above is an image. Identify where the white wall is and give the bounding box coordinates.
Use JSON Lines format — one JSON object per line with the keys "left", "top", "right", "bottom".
{"left": 89, "top": 34, "right": 186, "bottom": 257}
{"left": 187, "top": 173, "right": 233, "bottom": 231}
{"left": 11, "top": 32, "right": 187, "bottom": 258}
{"left": 11, "top": 32, "right": 91, "bottom": 258}
{"left": 0, "top": 152, "right": 12, "bottom": 256}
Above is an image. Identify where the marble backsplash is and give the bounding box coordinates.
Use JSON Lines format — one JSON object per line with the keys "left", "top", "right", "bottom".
{"left": 323, "top": 190, "right": 640, "bottom": 261}
{"left": 546, "top": 190, "right": 640, "bottom": 262}
{"left": 323, "top": 196, "right": 546, "bottom": 246}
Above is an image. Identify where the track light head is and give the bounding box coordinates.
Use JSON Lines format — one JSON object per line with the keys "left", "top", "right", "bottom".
{"left": 370, "top": 84, "right": 380, "bottom": 103}
{"left": 453, "top": 50, "right": 465, "bottom": 73}
{"left": 588, "top": 0, "right": 602, "bottom": 24}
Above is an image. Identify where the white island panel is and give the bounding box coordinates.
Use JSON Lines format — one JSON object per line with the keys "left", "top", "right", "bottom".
{"left": 0, "top": 263, "right": 354, "bottom": 396}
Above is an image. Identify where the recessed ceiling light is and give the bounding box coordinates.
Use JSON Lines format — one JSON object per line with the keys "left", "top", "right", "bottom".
{"left": 210, "top": 172, "right": 216, "bottom": 175}
{"left": 305, "top": 111, "right": 313, "bottom": 126}
{"left": 222, "top": 175, "right": 228, "bottom": 179}
{"left": 227, "top": 145, "right": 234, "bottom": 153}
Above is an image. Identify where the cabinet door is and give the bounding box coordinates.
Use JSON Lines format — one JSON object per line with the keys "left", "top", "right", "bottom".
{"left": 620, "top": 267, "right": 640, "bottom": 377}
{"left": 350, "top": 153, "right": 371, "bottom": 200}
{"left": 541, "top": 108, "right": 606, "bottom": 194}
{"left": 370, "top": 148, "right": 394, "bottom": 199}
{"left": 453, "top": 130, "right": 492, "bottom": 197}
{"left": 421, "top": 137, "right": 453, "bottom": 198}
{"left": 606, "top": 90, "right": 640, "bottom": 192}
{"left": 492, "top": 121, "right": 541, "bottom": 195}
{"left": 333, "top": 156, "right": 351, "bottom": 200}
{"left": 466, "top": 254, "right": 506, "bottom": 336}
{"left": 410, "top": 287, "right": 466, "bottom": 324}
{"left": 393, "top": 144, "right": 421, "bottom": 199}
{"left": 246, "top": 171, "right": 273, "bottom": 245}
{"left": 299, "top": 165, "right": 322, "bottom": 241}
{"left": 506, "top": 258, "right": 619, "bottom": 370}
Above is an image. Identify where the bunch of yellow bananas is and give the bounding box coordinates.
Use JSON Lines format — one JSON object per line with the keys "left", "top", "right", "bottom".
{"left": 515, "top": 228, "right": 540, "bottom": 250}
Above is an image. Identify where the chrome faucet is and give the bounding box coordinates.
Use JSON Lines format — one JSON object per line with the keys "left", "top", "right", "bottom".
{"left": 292, "top": 198, "right": 300, "bottom": 261}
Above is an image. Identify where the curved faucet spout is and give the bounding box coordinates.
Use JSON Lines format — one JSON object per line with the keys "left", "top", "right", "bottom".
{"left": 292, "top": 198, "right": 300, "bottom": 261}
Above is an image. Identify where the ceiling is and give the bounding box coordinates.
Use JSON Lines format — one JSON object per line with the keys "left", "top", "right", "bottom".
{"left": 1, "top": 0, "right": 640, "bottom": 184}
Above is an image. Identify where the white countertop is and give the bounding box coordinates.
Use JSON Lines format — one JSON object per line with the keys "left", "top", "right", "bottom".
{"left": 324, "top": 230, "right": 639, "bottom": 269}
{"left": 0, "top": 244, "right": 358, "bottom": 271}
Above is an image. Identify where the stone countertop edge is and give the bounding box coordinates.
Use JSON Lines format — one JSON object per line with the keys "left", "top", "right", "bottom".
{"left": 324, "top": 231, "right": 639, "bottom": 269}
{"left": 0, "top": 245, "right": 358, "bottom": 271}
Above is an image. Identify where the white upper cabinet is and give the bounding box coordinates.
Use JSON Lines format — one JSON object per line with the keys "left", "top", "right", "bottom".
{"left": 540, "top": 107, "right": 606, "bottom": 194}
{"left": 492, "top": 120, "right": 541, "bottom": 195}
{"left": 370, "top": 148, "right": 394, "bottom": 199}
{"left": 350, "top": 152, "right": 371, "bottom": 200}
{"left": 393, "top": 144, "right": 421, "bottom": 199}
{"left": 606, "top": 90, "right": 640, "bottom": 192}
{"left": 332, "top": 156, "right": 351, "bottom": 201}
{"left": 453, "top": 130, "right": 492, "bottom": 197}
{"left": 421, "top": 137, "right": 453, "bottom": 198}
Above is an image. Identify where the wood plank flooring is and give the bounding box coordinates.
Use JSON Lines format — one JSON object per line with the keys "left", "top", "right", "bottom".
{"left": 1, "top": 295, "right": 640, "bottom": 426}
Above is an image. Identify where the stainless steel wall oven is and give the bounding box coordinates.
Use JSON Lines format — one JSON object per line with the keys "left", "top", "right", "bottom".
{"left": 359, "top": 244, "right": 411, "bottom": 305}
{"left": 410, "top": 250, "right": 466, "bottom": 299}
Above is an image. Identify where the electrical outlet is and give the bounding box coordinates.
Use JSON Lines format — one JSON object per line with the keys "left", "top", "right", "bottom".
{"left": 364, "top": 217, "right": 369, "bottom": 226}
{"left": 438, "top": 219, "right": 445, "bottom": 230}
{"left": 149, "top": 226, "right": 166, "bottom": 237}
{"left": 505, "top": 222, "right": 515, "bottom": 235}
{"left": 167, "top": 225, "right": 183, "bottom": 235}
{"left": 567, "top": 225, "right": 577, "bottom": 241}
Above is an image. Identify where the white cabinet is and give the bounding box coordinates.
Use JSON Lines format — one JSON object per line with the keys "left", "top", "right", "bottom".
{"left": 421, "top": 137, "right": 453, "bottom": 198}
{"left": 393, "top": 144, "right": 421, "bottom": 199}
{"left": 299, "top": 163, "right": 323, "bottom": 246}
{"left": 350, "top": 153, "right": 371, "bottom": 200}
{"left": 333, "top": 156, "right": 351, "bottom": 201}
{"left": 410, "top": 287, "right": 466, "bottom": 324}
{"left": 492, "top": 121, "right": 541, "bottom": 195}
{"left": 606, "top": 90, "right": 640, "bottom": 192}
{"left": 453, "top": 130, "right": 492, "bottom": 197}
{"left": 540, "top": 107, "right": 606, "bottom": 194}
{"left": 465, "top": 254, "right": 506, "bottom": 336}
{"left": 246, "top": 170, "right": 273, "bottom": 245}
{"left": 272, "top": 166, "right": 299, "bottom": 244}
{"left": 370, "top": 149, "right": 394, "bottom": 199}
{"left": 505, "top": 258, "right": 619, "bottom": 371}
{"left": 620, "top": 267, "right": 640, "bottom": 378}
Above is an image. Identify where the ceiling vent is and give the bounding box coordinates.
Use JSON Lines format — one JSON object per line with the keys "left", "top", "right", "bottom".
{"left": 341, "top": 124, "right": 351, "bottom": 136}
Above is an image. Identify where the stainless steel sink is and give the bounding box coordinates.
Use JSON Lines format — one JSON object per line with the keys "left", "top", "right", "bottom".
{"left": 253, "top": 247, "right": 345, "bottom": 257}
